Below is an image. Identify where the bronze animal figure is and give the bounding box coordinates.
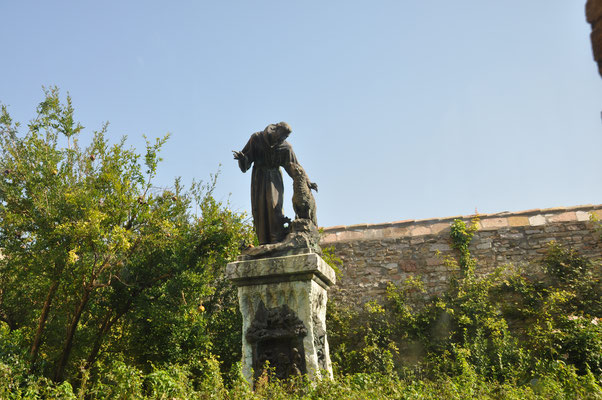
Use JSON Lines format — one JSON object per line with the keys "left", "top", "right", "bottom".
{"left": 289, "top": 163, "right": 318, "bottom": 226}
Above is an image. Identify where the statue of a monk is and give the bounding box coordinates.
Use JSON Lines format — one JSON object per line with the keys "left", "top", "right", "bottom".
{"left": 233, "top": 122, "right": 305, "bottom": 244}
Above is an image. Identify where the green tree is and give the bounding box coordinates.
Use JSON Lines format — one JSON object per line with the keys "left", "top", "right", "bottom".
{"left": 0, "top": 88, "right": 252, "bottom": 383}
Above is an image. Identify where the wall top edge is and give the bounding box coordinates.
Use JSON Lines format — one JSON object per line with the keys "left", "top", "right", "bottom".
{"left": 320, "top": 204, "right": 602, "bottom": 241}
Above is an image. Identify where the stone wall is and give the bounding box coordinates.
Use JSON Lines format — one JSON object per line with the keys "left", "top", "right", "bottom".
{"left": 320, "top": 205, "right": 602, "bottom": 305}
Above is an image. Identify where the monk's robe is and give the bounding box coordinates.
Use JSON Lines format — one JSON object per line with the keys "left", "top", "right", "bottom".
{"left": 237, "top": 131, "right": 298, "bottom": 244}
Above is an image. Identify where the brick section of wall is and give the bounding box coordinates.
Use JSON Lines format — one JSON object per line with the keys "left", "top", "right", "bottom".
{"left": 320, "top": 205, "right": 602, "bottom": 305}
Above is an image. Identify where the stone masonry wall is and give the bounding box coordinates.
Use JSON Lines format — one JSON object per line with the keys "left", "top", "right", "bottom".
{"left": 320, "top": 205, "right": 602, "bottom": 306}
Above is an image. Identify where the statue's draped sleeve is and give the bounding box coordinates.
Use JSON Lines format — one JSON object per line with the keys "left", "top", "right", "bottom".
{"left": 281, "top": 142, "right": 299, "bottom": 178}
{"left": 238, "top": 133, "right": 256, "bottom": 173}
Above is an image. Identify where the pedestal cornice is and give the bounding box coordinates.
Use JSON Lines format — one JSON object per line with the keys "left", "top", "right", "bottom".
{"left": 226, "top": 253, "right": 336, "bottom": 289}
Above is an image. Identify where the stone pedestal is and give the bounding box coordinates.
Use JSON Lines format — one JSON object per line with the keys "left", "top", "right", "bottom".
{"left": 226, "top": 253, "right": 336, "bottom": 383}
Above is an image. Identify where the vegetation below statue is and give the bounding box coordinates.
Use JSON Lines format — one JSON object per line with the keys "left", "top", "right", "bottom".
{"left": 327, "top": 218, "right": 602, "bottom": 383}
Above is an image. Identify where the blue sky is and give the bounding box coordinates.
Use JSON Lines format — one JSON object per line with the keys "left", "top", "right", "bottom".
{"left": 1, "top": 1, "right": 600, "bottom": 227}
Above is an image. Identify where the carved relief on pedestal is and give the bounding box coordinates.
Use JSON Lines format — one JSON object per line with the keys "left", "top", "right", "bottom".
{"left": 312, "top": 315, "right": 327, "bottom": 370}
{"left": 246, "top": 301, "right": 308, "bottom": 381}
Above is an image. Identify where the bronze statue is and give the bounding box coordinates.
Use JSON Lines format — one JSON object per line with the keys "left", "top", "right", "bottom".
{"left": 234, "top": 122, "right": 317, "bottom": 245}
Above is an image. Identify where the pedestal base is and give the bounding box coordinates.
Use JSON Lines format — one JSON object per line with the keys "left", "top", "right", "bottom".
{"left": 226, "top": 253, "right": 336, "bottom": 383}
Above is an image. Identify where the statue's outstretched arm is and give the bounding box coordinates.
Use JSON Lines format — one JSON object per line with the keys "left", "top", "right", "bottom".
{"left": 234, "top": 135, "right": 254, "bottom": 172}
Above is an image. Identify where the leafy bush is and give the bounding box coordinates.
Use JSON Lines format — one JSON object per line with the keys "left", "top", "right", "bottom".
{"left": 327, "top": 218, "right": 602, "bottom": 387}
{"left": 1, "top": 357, "right": 600, "bottom": 399}
{"left": 0, "top": 89, "right": 253, "bottom": 385}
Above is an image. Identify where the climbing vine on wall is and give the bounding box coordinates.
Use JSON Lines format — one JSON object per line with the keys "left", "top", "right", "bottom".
{"left": 327, "top": 215, "right": 602, "bottom": 383}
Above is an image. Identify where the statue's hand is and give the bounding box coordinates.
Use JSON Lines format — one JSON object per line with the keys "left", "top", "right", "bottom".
{"left": 232, "top": 150, "right": 244, "bottom": 160}
{"left": 309, "top": 182, "right": 318, "bottom": 192}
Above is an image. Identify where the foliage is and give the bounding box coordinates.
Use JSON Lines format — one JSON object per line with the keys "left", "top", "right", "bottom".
{"left": 327, "top": 218, "right": 602, "bottom": 386}
{"left": 448, "top": 216, "right": 479, "bottom": 275}
{"left": 591, "top": 213, "right": 602, "bottom": 241}
{"left": 0, "top": 356, "right": 601, "bottom": 399}
{"left": 320, "top": 245, "right": 343, "bottom": 277}
{"left": 0, "top": 88, "right": 253, "bottom": 384}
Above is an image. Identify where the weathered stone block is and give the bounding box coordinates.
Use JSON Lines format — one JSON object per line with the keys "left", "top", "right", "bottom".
{"left": 529, "top": 215, "right": 546, "bottom": 226}
{"left": 226, "top": 253, "right": 335, "bottom": 383}
{"left": 430, "top": 223, "right": 450, "bottom": 234}
{"left": 500, "top": 232, "right": 524, "bottom": 240}
{"left": 476, "top": 241, "right": 492, "bottom": 250}
{"left": 400, "top": 261, "right": 417, "bottom": 272}
{"left": 363, "top": 229, "right": 384, "bottom": 240}
{"left": 321, "top": 233, "right": 337, "bottom": 243}
{"left": 430, "top": 243, "right": 451, "bottom": 252}
{"left": 426, "top": 258, "right": 442, "bottom": 266}
{"left": 336, "top": 230, "right": 363, "bottom": 241}
{"left": 508, "top": 216, "right": 530, "bottom": 227}
{"left": 382, "top": 227, "right": 408, "bottom": 238}
{"left": 410, "top": 225, "right": 432, "bottom": 236}
{"left": 548, "top": 212, "right": 576, "bottom": 223}
{"left": 480, "top": 218, "right": 508, "bottom": 229}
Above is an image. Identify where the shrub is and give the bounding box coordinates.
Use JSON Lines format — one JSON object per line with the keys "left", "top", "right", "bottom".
{"left": 327, "top": 219, "right": 602, "bottom": 387}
